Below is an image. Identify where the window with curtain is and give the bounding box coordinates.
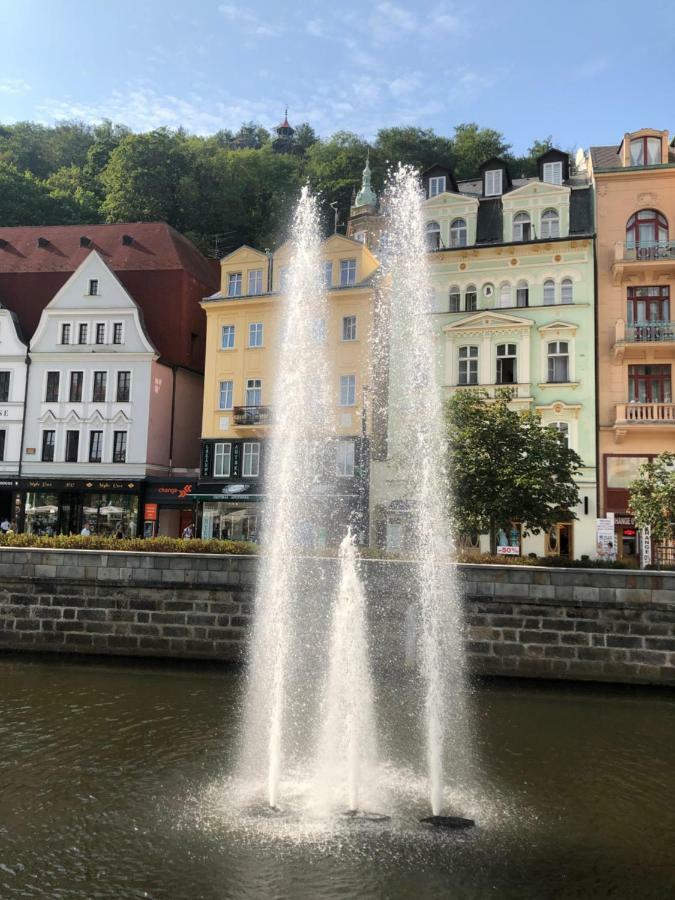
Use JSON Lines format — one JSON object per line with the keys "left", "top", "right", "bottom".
{"left": 541, "top": 209, "right": 560, "bottom": 239}
{"left": 516, "top": 280, "right": 529, "bottom": 307}
{"left": 561, "top": 278, "right": 574, "bottom": 304}
{"left": 499, "top": 282, "right": 512, "bottom": 307}
{"left": 513, "top": 212, "right": 531, "bottom": 241}
{"left": 450, "top": 218, "right": 467, "bottom": 247}
{"left": 458, "top": 346, "right": 479, "bottom": 385}
{"left": 425, "top": 221, "right": 441, "bottom": 250}
{"left": 449, "top": 285, "right": 461, "bottom": 312}
{"left": 543, "top": 279, "right": 556, "bottom": 305}
{"left": 547, "top": 341, "right": 569, "bottom": 382}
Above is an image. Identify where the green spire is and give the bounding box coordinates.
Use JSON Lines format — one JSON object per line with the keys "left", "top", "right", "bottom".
{"left": 355, "top": 153, "right": 377, "bottom": 208}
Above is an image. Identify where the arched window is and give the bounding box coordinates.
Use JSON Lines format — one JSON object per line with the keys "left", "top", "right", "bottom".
{"left": 543, "top": 279, "right": 556, "bottom": 305}
{"left": 516, "top": 279, "right": 529, "bottom": 307}
{"left": 513, "top": 212, "right": 531, "bottom": 242}
{"left": 499, "top": 282, "right": 512, "bottom": 307}
{"left": 458, "top": 346, "right": 479, "bottom": 385}
{"left": 449, "top": 285, "right": 461, "bottom": 312}
{"left": 450, "top": 218, "right": 467, "bottom": 248}
{"left": 425, "top": 221, "right": 441, "bottom": 250}
{"left": 626, "top": 209, "right": 668, "bottom": 252}
{"left": 541, "top": 209, "right": 560, "bottom": 239}
{"left": 547, "top": 341, "right": 569, "bottom": 383}
{"left": 465, "top": 284, "right": 477, "bottom": 312}
{"left": 561, "top": 278, "right": 574, "bottom": 304}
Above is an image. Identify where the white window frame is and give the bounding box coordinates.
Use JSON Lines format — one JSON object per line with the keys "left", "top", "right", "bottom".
{"left": 339, "top": 258, "right": 357, "bottom": 286}
{"left": 516, "top": 279, "right": 529, "bottom": 307}
{"left": 340, "top": 374, "right": 356, "bottom": 407}
{"left": 336, "top": 439, "right": 355, "bottom": 477}
{"left": 112, "top": 430, "right": 128, "bottom": 464}
{"left": 342, "top": 315, "right": 357, "bottom": 341}
{"left": 450, "top": 218, "right": 467, "bottom": 248}
{"left": 112, "top": 322, "right": 124, "bottom": 345}
{"left": 547, "top": 341, "right": 570, "bottom": 383}
{"left": 543, "top": 279, "right": 556, "bottom": 306}
{"left": 513, "top": 212, "right": 531, "bottom": 242}
{"left": 214, "top": 442, "right": 232, "bottom": 477}
{"left": 485, "top": 169, "right": 502, "bottom": 196}
{"left": 428, "top": 175, "right": 446, "bottom": 197}
{"left": 227, "top": 272, "right": 242, "bottom": 297}
{"left": 323, "top": 261, "right": 333, "bottom": 287}
{"left": 242, "top": 442, "right": 260, "bottom": 477}
{"left": 94, "top": 322, "right": 106, "bottom": 345}
{"left": 87, "top": 278, "right": 99, "bottom": 297}
{"left": 465, "top": 285, "right": 477, "bottom": 311}
{"left": 552, "top": 421, "right": 570, "bottom": 448}
{"left": 541, "top": 209, "right": 560, "bottom": 239}
{"left": 279, "top": 266, "right": 289, "bottom": 291}
{"left": 245, "top": 378, "right": 262, "bottom": 407}
{"left": 218, "top": 380, "right": 233, "bottom": 410}
{"left": 77, "top": 322, "right": 88, "bottom": 345}
{"left": 449, "top": 285, "right": 461, "bottom": 312}
{"left": 248, "top": 269, "right": 263, "bottom": 296}
{"left": 542, "top": 161, "right": 563, "bottom": 185}
{"left": 115, "top": 369, "right": 132, "bottom": 403}
{"left": 499, "top": 282, "right": 512, "bottom": 308}
{"left": 425, "top": 221, "right": 441, "bottom": 250}
{"left": 496, "top": 343, "right": 518, "bottom": 385}
{"left": 561, "top": 278, "right": 574, "bottom": 305}
{"left": 458, "top": 345, "right": 479, "bottom": 385}
{"left": 221, "top": 324, "right": 235, "bottom": 349}
{"left": 60, "top": 322, "right": 72, "bottom": 345}
{"left": 248, "top": 322, "right": 264, "bottom": 348}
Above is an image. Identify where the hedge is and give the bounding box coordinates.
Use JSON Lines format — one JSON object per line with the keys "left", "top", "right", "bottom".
{"left": 0, "top": 533, "right": 257, "bottom": 555}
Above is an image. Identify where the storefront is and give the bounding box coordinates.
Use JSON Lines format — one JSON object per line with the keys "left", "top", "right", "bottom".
{"left": 195, "top": 484, "right": 262, "bottom": 542}
{"left": 142, "top": 477, "right": 198, "bottom": 538}
{"left": 603, "top": 454, "right": 651, "bottom": 565}
{"left": 15, "top": 478, "right": 142, "bottom": 537}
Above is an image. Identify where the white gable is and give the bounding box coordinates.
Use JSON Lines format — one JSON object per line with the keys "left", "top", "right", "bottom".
{"left": 0, "top": 309, "right": 27, "bottom": 357}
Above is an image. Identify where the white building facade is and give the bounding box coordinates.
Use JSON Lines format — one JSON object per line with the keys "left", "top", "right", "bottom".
{"left": 0, "top": 306, "right": 28, "bottom": 524}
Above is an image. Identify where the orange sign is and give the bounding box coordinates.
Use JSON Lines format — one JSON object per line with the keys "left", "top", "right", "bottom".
{"left": 144, "top": 503, "right": 158, "bottom": 521}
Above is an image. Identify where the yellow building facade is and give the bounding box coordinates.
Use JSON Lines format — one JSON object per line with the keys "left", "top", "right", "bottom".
{"left": 197, "top": 233, "right": 380, "bottom": 543}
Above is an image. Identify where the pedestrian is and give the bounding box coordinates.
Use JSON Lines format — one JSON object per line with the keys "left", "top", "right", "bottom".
{"left": 182, "top": 523, "right": 194, "bottom": 539}
{"left": 0, "top": 516, "right": 10, "bottom": 533}
{"left": 115, "top": 525, "right": 124, "bottom": 539}
{"left": 80, "top": 524, "right": 91, "bottom": 537}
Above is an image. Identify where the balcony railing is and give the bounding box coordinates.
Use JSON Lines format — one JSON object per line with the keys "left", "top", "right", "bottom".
{"left": 623, "top": 241, "right": 675, "bottom": 261}
{"left": 232, "top": 405, "right": 271, "bottom": 426}
{"left": 625, "top": 321, "right": 675, "bottom": 343}
{"left": 615, "top": 402, "right": 675, "bottom": 424}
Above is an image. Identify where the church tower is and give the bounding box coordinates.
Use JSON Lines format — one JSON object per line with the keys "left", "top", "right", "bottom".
{"left": 346, "top": 154, "right": 382, "bottom": 251}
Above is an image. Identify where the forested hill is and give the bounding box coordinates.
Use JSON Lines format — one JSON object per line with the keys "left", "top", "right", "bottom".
{"left": 0, "top": 120, "right": 556, "bottom": 257}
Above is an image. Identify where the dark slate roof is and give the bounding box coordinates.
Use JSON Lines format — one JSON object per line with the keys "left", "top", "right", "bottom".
{"left": 476, "top": 199, "right": 503, "bottom": 243}
{"left": 590, "top": 145, "right": 620, "bottom": 170}
{"left": 569, "top": 187, "right": 594, "bottom": 234}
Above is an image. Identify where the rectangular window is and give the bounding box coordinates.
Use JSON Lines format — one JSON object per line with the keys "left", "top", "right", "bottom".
{"left": 92, "top": 371, "right": 107, "bottom": 403}
{"left": 627, "top": 286, "right": 670, "bottom": 325}
{"left": 485, "top": 169, "right": 502, "bottom": 196}
{"left": 0, "top": 371, "right": 9, "bottom": 402}
{"left": 248, "top": 269, "right": 263, "bottom": 295}
{"left": 496, "top": 344, "right": 517, "bottom": 384}
{"left": 628, "top": 365, "right": 671, "bottom": 402}
{"left": 88, "top": 279, "right": 99, "bottom": 296}
{"left": 340, "top": 374, "right": 356, "bottom": 406}
{"left": 214, "top": 442, "right": 232, "bottom": 477}
{"left": 116, "top": 371, "right": 131, "bottom": 402}
{"left": 428, "top": 175, "right": 446, "bottom": 197}
{"left": 78, "top": 323, "right": 88, "bottom": 344}
{"left": 45, "top": 371, "right": 60, "bottom": 402}
{"left": 228, "top": 272, "right": 242, "bottom": 297}
{"left": 221, "top": 325, "right": 235, "bottom": 349}
{"left": 89, "top": 431, "right": 103, "bottom": 463}
{"left": 248, "top": 322, "right": 263, "bottom": 347}
{"left": 552, "top": 421, "right": 569, "bottom": 448}
{"left": 95, "top": 323, "right": 106, "bottom": 345}
{"left": 279, "top": 266, "right": 289, "bottom": 291}
{"left": 219, "top": 380, "right": 233, "bottom": 410}
{"left": 65, "top": 430, "right": 79, "bottom": 463}
{"left": 245, "top": 378, "right": 262, "bottom": 406}
{"left": 242, "top": 442, "right": 260, "bottom": 477}
{"left": 69, "top": 371, "right": 83, "bottom": 403}
{"left": 0, "top": 429, "right": 5, "bottom": 462}
{"left": 41, "top": 430, "right": 55, "bottom": 462}
{"left": 323, "top": 261, "right": 333, "bottom": 287}
{"left": 547, "top": 341, "right": 569, "bottom": 383}
{"left": 336, "top": 440, "right": 355, "bottom": 477}
{"left": 458, "top": 346, "right": 479, "bottom": 385}
{"left": 312, "top": 317, "right": 326, "bottom": 344}
{"left": 342, "top": 315, "right": 357, "bottom": 341}
{"left": 542, "top": 161, "right": 563, "bottom": 185}
{"left": 465, "top": 288, "right": 477, "bottom": 312}
{"left": 112, "top": 323, "right": 123, "bottom": 345}
{"left": 340, "top": 259, "right": 357, "bottom": 286}
{"left": 112, "top": 431, "right": 127, "bottom": 463}
{"left": 61, "top": 323, "right": 71, "bottom": 344}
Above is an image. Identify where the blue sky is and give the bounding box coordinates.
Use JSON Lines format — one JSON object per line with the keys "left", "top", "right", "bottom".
{"left": 1, "top": 0, "right": 673, "bottom": 154}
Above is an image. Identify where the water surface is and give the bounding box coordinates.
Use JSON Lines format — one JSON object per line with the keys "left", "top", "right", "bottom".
{"left": 1, "top": 656, "right": 673, "bottom": 899}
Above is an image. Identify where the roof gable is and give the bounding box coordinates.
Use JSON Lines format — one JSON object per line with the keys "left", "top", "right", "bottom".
{"left": 443, "top": 311, "right": 533, "bottom": 332}
{"left": 220, "top": 245, "right": 268, "bottom": 265}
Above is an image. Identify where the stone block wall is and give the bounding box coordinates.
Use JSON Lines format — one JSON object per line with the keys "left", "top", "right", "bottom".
{"left": 0, "top": 549, "right": 673, "bottom": 685}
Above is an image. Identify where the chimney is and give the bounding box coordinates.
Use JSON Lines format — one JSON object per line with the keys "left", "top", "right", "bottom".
{"left": 80, "top": 236, "right": 92, "bottom": 247}
{"left": 122, "top": 234, "right": 133, "bottom": 246}
{"left": 37, "top": 237, "right": 49, "bottom": 248}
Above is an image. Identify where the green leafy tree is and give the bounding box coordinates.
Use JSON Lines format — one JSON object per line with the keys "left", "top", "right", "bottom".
{"left": 451, "top": 122, "right": 511, "bottom": 179}
{"left": 293, "top": 122, "right": 319, "bottom": 154}
{"left": 305, "top": 131, "right": 371, "bottom": 232}
{"left": 44, "top": 165, "right": 102, "bottom": 223}
{"left": 0, "top": 160, "right": 63, "bottom": 224}
{"left": 628, "top": 452, "right": 675, "bottom": 545}
{"left": 374, "top": 126, "right": 455, "bottom": 175}
{"left": 231, "top": 121, "right": 270, "bottom": 150}
{"left": 446, "top": 390, "right": 582, "bottom": 552}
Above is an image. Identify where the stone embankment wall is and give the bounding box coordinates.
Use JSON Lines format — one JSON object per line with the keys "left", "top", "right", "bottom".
{"left": 0, "top": 549, "right": 673, "bottom": 686}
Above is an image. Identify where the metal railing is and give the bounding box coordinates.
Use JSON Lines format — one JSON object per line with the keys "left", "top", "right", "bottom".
{"left": 615, "top": 402, "right": 675, "bottom": 423}
{"left": 623, "top": 240, "right": 675, "bottom": 261}
{"left": 625, "top": 322, "right": 675, "bottom": 342}
{"left": 232, "top": 405, "right": 271, "bottom": 426}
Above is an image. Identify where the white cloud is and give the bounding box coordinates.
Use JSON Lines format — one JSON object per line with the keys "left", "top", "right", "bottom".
{"left": 218, "top": 2, "right": 283, "bottom": 37}
{"left": 388, "top": 72, "right": 422, "bottom": 97}
{"left": 0, "top": 77, "right": 31, "bottom": 95}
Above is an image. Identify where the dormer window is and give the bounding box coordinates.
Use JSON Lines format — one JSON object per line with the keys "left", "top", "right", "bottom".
{"left": 630, "top": 136, "right": 661, "bottom": 167}
{"left": 88, "top": 279, "right": 99, "bottom": 296}
{"left": 227, "top": 272, "right": 242, "bottom": 297}
{"left": 513, "top": 212, "right": 531, "bottom": 242}
{"left": 485, "top": 169, "right": 502, "bottom": 196}
{"left": 542, "top": 161, "right": 563, "bottom": 185}
{"left": 428, "top": 176, "right": 446, "bottom": 198}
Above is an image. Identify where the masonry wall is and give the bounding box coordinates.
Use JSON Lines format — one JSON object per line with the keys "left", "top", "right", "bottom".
{"left": 0, "top": 549, "right": 673, "bottom": 686}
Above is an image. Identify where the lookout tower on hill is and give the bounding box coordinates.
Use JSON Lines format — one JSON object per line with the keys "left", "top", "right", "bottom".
{"left": 272, "top": 109, "right": 295, "bottom": 154}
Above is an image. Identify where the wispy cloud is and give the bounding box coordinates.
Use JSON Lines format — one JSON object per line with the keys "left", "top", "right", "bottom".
{"left": 0, "top": 77, "right": 31, "bottom": 95}
{"left": 218, "top": 2, "right": 283, "bottom": 37}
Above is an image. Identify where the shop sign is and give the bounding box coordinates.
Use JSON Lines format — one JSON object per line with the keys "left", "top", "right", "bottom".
{"left": 144, "top": 482, "right": 195, "bottom": 503}
{"left": 640, "top": 525, "right": 652, "bottom": 569}
{"left": 144, "top": 503, "right": 158, "bottom": 521}
{"left": 614, "top": 514, "right": 635, "bottom": 527}
{"left": 497, "top": 545, "right": 520, "bottom": 556}
{"left": 20, "top": 478, "right": 140, "bottom": 492}
{"left": 596, "top": 514, "right": 616, "bottom": 561}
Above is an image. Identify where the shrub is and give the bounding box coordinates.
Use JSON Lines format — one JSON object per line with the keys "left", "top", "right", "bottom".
{"left": 0, "top": 533, "right": 257, "bottom": 555}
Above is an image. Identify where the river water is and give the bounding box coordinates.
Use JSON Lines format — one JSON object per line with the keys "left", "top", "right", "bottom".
{"left": 1, "top": 655, "right": 673, "bottom": 899}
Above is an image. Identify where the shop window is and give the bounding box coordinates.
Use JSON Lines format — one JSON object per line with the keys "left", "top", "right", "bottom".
{"left": 45, "top": 371, "right": 60, "bottom": 403}
{"left": 496, "top": 523, "right": 521, "bottom": 554}
{"left": 112, "top": 431, "right": 127, "bottom": 463}
{"left": 465, "top": 285, "right": 477, "bottom": 311}
{"left": 243, "top": 442, "right": 260, "bottom": 477}
{"left": 458, "top": 346, "right": 479, "bottom": 385}
{"left": 547, "top": 341, "right": 569, "bottom": 383}
{"left": 546, "top": 523, "right": 572, "bottom": 558}
{"left": 214, "top": 442, "right": 232, "bottom": 477}
{"left": 69, "top": 371, "right": 83, "bottom": 403}
{"left": 0, "top": 371, "right": 9, "bottom": 402}
{"left": 496, "top": 343, "right": 517, "bottom": 384}
{"left": 336, "top": 439, "right": 355, "bottom": 477}
{"left": 24, "top": 491, "right": 59, "bottom": 535}
{"left": 41, "top": 430, "right": 55, "bottom": 462}
{"left": 65, "top": 430, "right": 79, "bottom": 463}
{"left": 89, "top": 431, "right": 103, "bottom": 463}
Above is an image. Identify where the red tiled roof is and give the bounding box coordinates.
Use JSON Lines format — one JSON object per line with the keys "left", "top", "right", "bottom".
{"left": 0, "top": 222, "right": 218, "bottom": 287}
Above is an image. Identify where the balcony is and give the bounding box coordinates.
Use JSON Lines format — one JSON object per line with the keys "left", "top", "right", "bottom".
{"left": 614, "top": 402, "right": 675, "bottom": 441}
{"left": 232, "top": 405, "right": 271, "bottom": 429}
{"left": 612, "top": 241, "right": 675, "bottom": 285}
{"left": 444, "top": 382, "right": 533, "bottom": 408}
{"left": 613, "top": 320, "right": 675, "bottom": 362}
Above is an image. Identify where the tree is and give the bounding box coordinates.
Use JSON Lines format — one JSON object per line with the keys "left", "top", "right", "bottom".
{"left": 0, "top": 160, "right": 64, "bottom": 224}
{"left": 44, "top": 165, "right": 102, "bottom": 223}
{"left": 231, "top": 121, "right": 270, "bottom": 150}
{"left": 446, "top": 390, "right": 582, "bottom": 552}
{"left": 451, "top": 123, "right": 511, "bottom": 180}
{"left": 628, "top": 453, "right": 675, "bottom": 547}
{"left": 305, "top": 131, "right": 372, "bottom": 233}
{"left": 374, "top": 126, "right": 454, "bottom": 174}
{"left": 293, "top": 122, "right": 319, "bottom": 154}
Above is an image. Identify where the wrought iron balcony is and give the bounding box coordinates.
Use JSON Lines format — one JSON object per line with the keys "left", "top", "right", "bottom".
{"left": 612, "top": 241, "right": 675, "bottom": 285}
{"left": 625, "top": 322, "right": 675, "bottom": 343}
{"left": 623, "top": 241, "right": 675, "bottom": 261}
{"left": 232, "top": 405, "right": 271, "bottom": 426}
